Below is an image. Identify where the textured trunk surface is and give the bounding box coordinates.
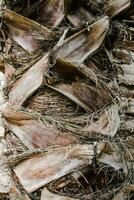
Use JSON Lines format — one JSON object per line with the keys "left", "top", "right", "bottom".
{"left": 0, "top": 0, "right": 134, "bottom": 200}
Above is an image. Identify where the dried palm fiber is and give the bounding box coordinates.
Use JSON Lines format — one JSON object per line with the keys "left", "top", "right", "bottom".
{"left": 26, "top": 86, "right": 85, "bottom": 118}
{"left": 6, "top": 52, "right": 46, "bottom": 95}
{"left": 9, "top": 146, "right": 127, "bottom": 197}
{"left": 6, "top": 131, "right": 27, "bottom": 156}
{"left": 1, "top": 10, "right": 56, "bottom": 69}
{"left": 12, "top": 141, "right": 133, "bottom": 193}
{"left": 67, "top": 6, "right": 94, "bottom": 27}
{"left": 2, "top": 9, "right": 53, "bottom": 52}
{"left": 4, "top": 99, "right": 109, "bottom": 146}
{"left": 26, "top": 88, "right": 117, "bottom": 138}
{"left": 2, "top": 107, "right": 77, "bottom": 149}
{"left": 47, "top": 81, "right": 112, "bottom": 112}
{"left": 7, "top": 48, "right": 113, "bottom": 116}
{"left": 1, "top": 0, "right": 134, "bottom": 199}
{"left": 53, "top": 165, "right": 108, "bottom": 194}
{"left": 4, "top": 43, "right": 43, "bottom": 70}
{"left": 25, "top": 56, "right": 101, "bottom": 117}
{"left": 55, "top": 16, "right": 109, "bottom": 64}
{"left": 84, "top": 49, "right": 115, "bottom": 87}
{"left": 82, "top": 104, "right": 120, "bottom": 137}
{"left": 48, "top": 56, "right": 113, "bottom": 114}
{"left": 13, "top": 144, "right": 97, "bottom": 192}
{"left": 4, "top": 52, "right": 113, "bottom": 142}
{"left": 6, "top": 0, "right": 68, "bottom": 28}
{"left": 8, "top": 54, "right": 49, "bottom": 108}
{"left": 102, "top": 0, "right": 131, "bottom": 18}
{"left": 32, "top": 0, "right": 65, "bottom": 28}
{"left": 23, "top": 54, "right": 113, "bottom": 128}
{"left": 96, "top": 142, "right": 134, "bottom": 174}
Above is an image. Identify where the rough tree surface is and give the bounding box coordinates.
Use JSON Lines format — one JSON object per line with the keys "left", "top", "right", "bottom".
{"left": 0, "top": 0, "right": 134, "bottom": 200}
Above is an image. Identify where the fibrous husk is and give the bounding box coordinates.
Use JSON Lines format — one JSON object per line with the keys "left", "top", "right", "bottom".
{"left": 56, "top": 16, "right": 109, "bottom": 64}
{"left": 9, "top": 54, "right": 49, "bottom": 108}
{"left": 36, "top": 0, "right": 65, "bottom": 28}
{"left": 13, "top": 144, "right": 96, "bottom": 192}
{"left": 26, "top": 87, "right": 84, "bottom": 118}
{"left": 2, "top": 9, "right": 53, "bottom": 52}
{"left": 48, "top": 82, "right": 111, "bottom": 112}
{"left": 97, "top": 142, "right": 133, "bottom": 173}
{"left": 102, "top": 0, "right": 131, "bottom": 18}
{"left": 2, "top": 108, "right": 76, "bottom": 149}
{"left": 52, "top": 58, "right": 100, "bottom": 84}
{"left": 1, "top": 0, "right": 134, "bottom": 199}
{"left": 67, "top": 7, "right": 94, "bottom": 27}
{"left": 83, "top": 104, "right": 120, "bottom": 137}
